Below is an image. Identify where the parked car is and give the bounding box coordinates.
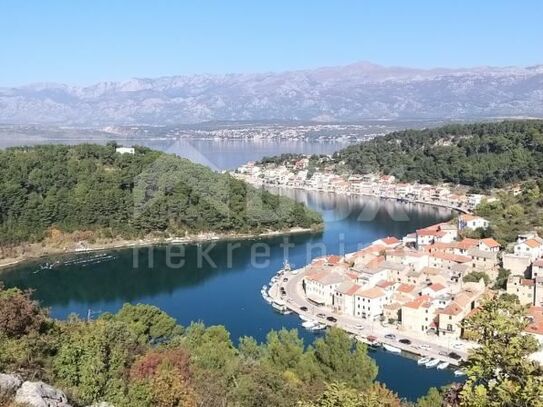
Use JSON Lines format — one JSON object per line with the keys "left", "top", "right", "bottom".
{"left": 355, "top": 324, "right": 365, "bottom": 330}
{"left": 449, "top": 352, "right": 462, "bottom": 360}
{"left": 300, "top": 306, "right": 308, "bottom": 312}
{"left": 317, "top": 313, "right": 326, "bottom": 319}
{"left": 419, "top": 344, "right": 431, "bottom": 351}
{"left": 384, "top": 334, "right": 396, "bottom": 340}
{"left": 399, "top": 338, "right": 411, "bottom": 345}
{"left": 283, "top": 277, "right": 288, "bottom": 282}
{"left": 326, "top": 316, "right": 338, "bottom": 323}
{"left": 453, "top": 343, "right": 463, "bottom": 350}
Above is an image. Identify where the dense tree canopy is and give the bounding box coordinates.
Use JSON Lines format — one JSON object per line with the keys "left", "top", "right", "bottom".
{"left": 335, "top": 120, "right": 543, "bottom": 189}
{"left": 0, "top": 285, "right": 396, "bottom": 406}
{"left": 0, "top": 143, "right": 321, "bottom": 245}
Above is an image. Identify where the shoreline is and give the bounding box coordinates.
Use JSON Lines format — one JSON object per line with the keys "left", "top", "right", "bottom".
{"left": 0, "top": 225, "right": 321, "bottom": 272}
{"left": 242, "top": 180, "right": 470, "bottom": 215}
{"left": 267, "top": 267, "right": 467, "bottom": 367}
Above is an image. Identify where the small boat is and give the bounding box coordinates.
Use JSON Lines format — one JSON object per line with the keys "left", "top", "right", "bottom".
{"left": 437, "top": 362, "right": 450, "bottom": 370}
{"left": 382, "top": 344, "right": 402, "bottom": 354}
{"left": 283, "top": 259, "right": 292, "bottom": 272}
{"left": 272, "top": 300, "right": 288, "bottom": 313}
{"left": 454, "top": 369, "right": 466, "bottom": 377}
{"left": 309, "top": 323, "right": 326, "bottom": 331}
{"left": 417, "top": 357, "right": 432, "bottom": 365}
{"left": 299, "top": 314, "right": 311, "bottom": 322}
{"left": 302, "top": 321, "right": 317, "bottom": 329}
{"left": 425, "top": 359, "right": 440, "bottom": 368}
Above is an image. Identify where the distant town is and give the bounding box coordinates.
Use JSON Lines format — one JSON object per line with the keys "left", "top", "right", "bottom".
{"left": 236, "top": 157, "right": 543, "bottom": 366}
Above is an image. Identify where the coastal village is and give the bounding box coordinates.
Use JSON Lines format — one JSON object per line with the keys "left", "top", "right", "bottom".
{"left": 235, "top": 157, "right": 543, "bottom": 364}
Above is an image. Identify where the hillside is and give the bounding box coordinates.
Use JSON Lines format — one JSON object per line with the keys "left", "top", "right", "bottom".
{"left": 335, "top": 120, "right": 543, "bottom": 189}
{"left": 1, "top": 62, "right": 543, "bottom": 125}
{"left": 0, "top": 144, "right": 321, "bottom": 246}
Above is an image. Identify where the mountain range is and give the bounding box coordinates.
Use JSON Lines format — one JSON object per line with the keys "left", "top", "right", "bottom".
{"left": 1, "top": 62, "right": 542, "bottom": 125}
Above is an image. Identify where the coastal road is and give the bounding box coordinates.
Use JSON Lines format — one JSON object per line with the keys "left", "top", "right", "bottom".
{"left": 270, "top": 268, "right": 472, "bottom": 367}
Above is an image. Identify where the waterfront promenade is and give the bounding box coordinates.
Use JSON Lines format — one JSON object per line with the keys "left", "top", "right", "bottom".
{"left": 268, "top": 267, "right": 474, "bottom": 366}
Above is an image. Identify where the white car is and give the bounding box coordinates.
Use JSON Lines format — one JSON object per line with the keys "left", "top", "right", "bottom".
{"left": 419, "top": 344, "right": 431, "bottom": 351}
{"left": 453, "top": 343, "right": 463, "bottom": 350}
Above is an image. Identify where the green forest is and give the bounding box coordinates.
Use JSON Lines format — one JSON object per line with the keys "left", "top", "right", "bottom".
{"left": 0, "top": 144, "right": 321, "bottom": 245}
{"left": 334, "top": 120, "right": 543, "bottom": 189}
{"left": 1, "top": 286, "right": 541, "bottom": 406}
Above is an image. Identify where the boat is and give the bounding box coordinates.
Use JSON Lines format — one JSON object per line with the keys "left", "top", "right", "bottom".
{"left": 382, "top": 344, "right": 402, "bottom": 354}
{"left": 425, "top": 359, "right": 440, "bottom": 368}
{"left": 454, "top": 369, "right": 466, "bottom": 377}
{"left": 417, "top": 357, "right": 432, "bottom": 365}
{"left": 272, "top": 300, "right": 289, "bottom": 314}
{"left": 307, "top": 323, "right": 327, "bottom": 331}
{"left": 299, "top": 314, "right": 311, "bottom": 322}
{"left": 437, "top": 361, "right": 450, "bottom": 370}
{"left": 301, "top": 320, "right": 317, "bottom": 329}
{"left": 282, "top": 259, "right": 292, "bottom": 272}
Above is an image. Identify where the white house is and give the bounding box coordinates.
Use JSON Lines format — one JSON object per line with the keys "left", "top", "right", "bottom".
{"left": 116, "top": 147, "right": 135, "bottom": 155}
{"left": 354, "top": 287, "right": 387, "bottom": 320}
{"left": 304, "top": 270, "right": 347, "bottom": 306}
{"left": 478, "top": 238, "right": 501, "bottom": 252}
{"left": 514, "top": 238, "right": 543, "bottom": 261}
{"left": 458, "top": 214, "right": 489, "bottom": 231}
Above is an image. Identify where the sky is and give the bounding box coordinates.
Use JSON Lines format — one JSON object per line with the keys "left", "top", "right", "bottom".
{"left": 1, "top": 0, "right": 542, "bottom": 86}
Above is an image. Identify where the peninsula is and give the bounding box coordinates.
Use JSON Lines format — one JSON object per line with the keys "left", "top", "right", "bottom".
{"left": 0, "top": 143, "right": 322, "bottom": 266}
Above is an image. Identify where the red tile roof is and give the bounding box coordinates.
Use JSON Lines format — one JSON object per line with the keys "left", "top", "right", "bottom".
{"left": 429, "top": 283, "right": 446, "bottom": 292}
{"left": 381, "top": 236, "right": 400, "bottom": 245}
{"left": 404, "top": 295, "right": 432, "bottom": 309}
{"left": 479, "top": 238, "right": 501, "bottom": 248}
{"left": 398, "top": 283, "right": 415, "bottom": 293}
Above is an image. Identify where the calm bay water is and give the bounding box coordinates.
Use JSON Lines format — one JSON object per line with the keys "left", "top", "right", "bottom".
{"left": 1, "top": 189, "right": 457, "bottom": 401}
{"left": 0, "top": 137, "right": 347, "bottom": 169}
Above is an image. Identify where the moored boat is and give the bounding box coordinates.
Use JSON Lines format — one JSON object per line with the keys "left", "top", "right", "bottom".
{"left": 454, "top": 369, "right": 466, "bottom": 377}
{"left": 302, "top": 320, "right": 316, "bottom": 329}
{"left": 425, "top": 359, "right": 440, "bottom": 368}
{"left": 417, "top": 357, "right": 431, "bottom": 365}
{"left": 383, "top": 344, "right": 402, "bottom": 353}
{"left": 437, "top": 361, "right": 450, "bottom": 370}
{"left": 272, "top": 300, "right": 289, "bottom": 314}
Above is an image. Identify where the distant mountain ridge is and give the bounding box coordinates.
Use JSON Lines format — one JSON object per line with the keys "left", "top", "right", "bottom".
{"left": 1, "top": 61, "right": 542, "bottom": 125}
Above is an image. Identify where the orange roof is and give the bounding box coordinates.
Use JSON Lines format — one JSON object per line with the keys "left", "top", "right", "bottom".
{"left": 429, "top": 283, "right": 446, "bottom": 292}
{"left": 479, "top": 238, "right": 500, "bottom": 248}
{"left": 417, "top": 229, "right": 441, "bottom": 237}
{"left": 457, "top": 238, "right": 480, "bottom": 250}
{"left": 439, "top": 302, "right": 463, "bottom": 316}
{"left": 526, "top": 306, "right": 543, "bottom": 335}
{"left": 398, "top": 283, "right": 415, "bottom": 293}
{"left": 521, "top": 278, "right": 535, "bottom": 287}
{"left": 404, "top": 295, "right": 432, "bottom": 309}
{"left": 340, "top": 284, "right": 361, "bottom": 296}
{"left": 426, "top": 242, "right": 456, "bottom": 252}
{"left": 460, "top": 214, "right": 483, "bottom": 221}
{"left": 381, "top": 236, "right": 400, "bottom": 245}
{"left": 327, "top": 255, "right": 342, "bottom": 265}
{"left": 431, "top": 252, "right": 472, "bottom": 263}
{"left": 376, "top": 280, "right": 395, "bottom": 289}
{"left": 356, "top": 287, "right": 386, "bottom": 299}
{"left": 351, "top": 244, "right": 385, "bottom": 258}
{"left": 523, "top": 239, "right": 542, "bottom": 249}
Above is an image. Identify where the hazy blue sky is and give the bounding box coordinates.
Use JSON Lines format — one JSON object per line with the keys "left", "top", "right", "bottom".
{"left": 1, "top": 0, "right": 542, "bottom": 86}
